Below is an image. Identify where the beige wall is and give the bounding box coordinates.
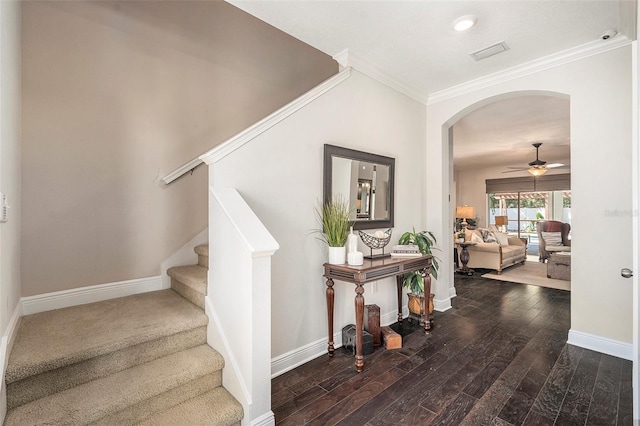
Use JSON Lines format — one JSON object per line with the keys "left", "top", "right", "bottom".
{"left": 1, "top": 0, "right": 21, "bottom": 331}
{"left": 21, "top": 1, "right": 336, "bottom": 296}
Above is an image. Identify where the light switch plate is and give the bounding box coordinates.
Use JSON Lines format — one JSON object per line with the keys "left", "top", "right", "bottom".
{"left": 0, "top": 193, "right": 8, "bottom": 223}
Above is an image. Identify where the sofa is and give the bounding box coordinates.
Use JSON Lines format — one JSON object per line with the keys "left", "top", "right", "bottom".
{"left": 457, "top": 228, "right": 526, "bottom": 274}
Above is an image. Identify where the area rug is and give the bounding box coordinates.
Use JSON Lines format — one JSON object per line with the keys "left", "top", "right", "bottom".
{"left": 481, "top": 261, "right": 570, "bottom": 291}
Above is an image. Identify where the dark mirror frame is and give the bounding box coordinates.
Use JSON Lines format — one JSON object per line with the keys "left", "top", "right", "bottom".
{"left": 323, "top": 144, "right": 395, "bottom": 230}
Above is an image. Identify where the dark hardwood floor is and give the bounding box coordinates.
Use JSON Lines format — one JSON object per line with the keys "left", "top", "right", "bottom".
{"left": 272, "top": 274, "right": 633, "bottom": 425}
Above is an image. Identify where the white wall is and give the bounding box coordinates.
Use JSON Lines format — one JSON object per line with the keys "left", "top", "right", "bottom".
{"left": 427, "top": 46, "right": 633, "bottom": 348}
{"left": 212, "top": 70, "right": 426, "bottom": 364}
{"left": 0, "top": 0, "right": 21, "bottom": 421}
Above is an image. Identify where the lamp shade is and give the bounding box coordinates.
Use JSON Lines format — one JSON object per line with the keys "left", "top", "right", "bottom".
{"left": 495, "top": 216, "right": 508, "bottom": 226}
{"left": 456, "top": 205, "right": 475, "bottom": 219}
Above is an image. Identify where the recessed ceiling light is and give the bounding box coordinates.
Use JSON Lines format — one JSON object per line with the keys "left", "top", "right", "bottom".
{"left": 453, "top": 15, "right": 477, "bottom": 32}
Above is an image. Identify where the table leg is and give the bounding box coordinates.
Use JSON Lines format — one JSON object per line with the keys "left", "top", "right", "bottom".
{"left": 326, "top": 278, "right": 335, "bottom": 356}
{"left": 354, "top": 283, "right": 365, "bottom": 372}
{"left": 396, "top": 275, "right": 403, "bottom": 323}
{"left": 423, "top": 272, "right": 431, "bottom": 334}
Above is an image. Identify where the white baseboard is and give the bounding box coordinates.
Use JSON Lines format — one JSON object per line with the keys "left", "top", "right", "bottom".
{"left": 1, "top": 300, "right": 23, "bottom": 425}
{"left": 22, "top": 276, "right": 163, "bottom": 316}
{"left": 434, "top": 297, "right": 452, "bottom": 312}
{"left": 271, "top": 308, "right": 404, "bottom": 378}
{"left": 568, "top": 329, "right": 633, "bottom": 360}
{"left": 250, "top": 411, "right": 275, "bottom": 426}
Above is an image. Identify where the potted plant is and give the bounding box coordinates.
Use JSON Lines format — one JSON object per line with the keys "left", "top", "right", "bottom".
{"left": 398, "top": 228, "right": 440, "bottom": 319}
{"left": 456, "top": 230, "right": 465, "bottom": 243}
{"left": 315, "top": 196, "right": 354, "bottom": 264}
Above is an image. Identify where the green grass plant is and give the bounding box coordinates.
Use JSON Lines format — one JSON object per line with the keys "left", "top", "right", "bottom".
{"left": 315, "top": 196, "right": 353, "bottom": 247}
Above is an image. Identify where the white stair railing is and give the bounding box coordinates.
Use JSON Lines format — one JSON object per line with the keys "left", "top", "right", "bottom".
{"left": 206, "top": 187, "right": 279, "bottom": 426}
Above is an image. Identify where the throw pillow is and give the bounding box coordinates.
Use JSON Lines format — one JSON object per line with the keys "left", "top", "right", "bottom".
{"left": 494, "top": 232, "right": 509, "bottom": 246}
{"left": 542, "top": 231, "right": 563, "bottom": 246}
{"left": 481, "top": 229, "right": 497, "bottom": 243}
{"left": 471, "top": 232, "right": 483, "bottom": 244}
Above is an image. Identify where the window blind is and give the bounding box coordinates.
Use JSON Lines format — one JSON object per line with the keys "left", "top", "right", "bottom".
{"left": 486, "top": 173, "right": 570, "bottom": 193}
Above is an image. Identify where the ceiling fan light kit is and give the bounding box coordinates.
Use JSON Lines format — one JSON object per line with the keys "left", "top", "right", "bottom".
{"left": 502, "top": 142, "right": 568, "bottom": 176}
{"left": 528, "top": 166, "right": 548, "bottom": 176}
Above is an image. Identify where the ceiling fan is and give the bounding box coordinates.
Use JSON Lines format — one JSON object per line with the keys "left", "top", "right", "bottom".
{"left": 503, "top": 142, "right": 568, "bottom": 176}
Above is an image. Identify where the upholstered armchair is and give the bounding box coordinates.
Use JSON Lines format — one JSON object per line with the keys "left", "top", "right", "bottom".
{"left": 537, "top": 220, "right": 571, "bottom": 262}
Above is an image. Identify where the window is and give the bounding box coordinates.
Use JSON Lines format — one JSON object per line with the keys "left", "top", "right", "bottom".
{"left": 488, "top": 190, "right": 571, "bottom": 255}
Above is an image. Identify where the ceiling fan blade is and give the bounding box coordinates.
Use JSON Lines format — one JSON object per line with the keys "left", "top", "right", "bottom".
{"left": 547, "top": 163, "right": 569, "bottom": 169}
{"left": 505, "top": 166, "right": 528, "bottom": 170}
{"left": 502, "top": 169, "right": 528, "bottom": 173}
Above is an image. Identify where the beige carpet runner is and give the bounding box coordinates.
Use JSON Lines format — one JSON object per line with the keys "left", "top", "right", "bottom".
{"left": 482, "top": 260, "right": 570, "bottom": 291}
{"left": 4, "top": 244, "right": 243, "bottom": 425}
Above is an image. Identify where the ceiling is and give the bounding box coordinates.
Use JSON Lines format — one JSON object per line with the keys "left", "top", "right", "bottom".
{"left": 228, "top": 0, "right": 636, "bottom": 171}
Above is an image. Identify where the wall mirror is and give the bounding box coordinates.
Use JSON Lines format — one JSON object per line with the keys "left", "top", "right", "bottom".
{"left": 323, "top": 144, "right": 395, "bottom": 230}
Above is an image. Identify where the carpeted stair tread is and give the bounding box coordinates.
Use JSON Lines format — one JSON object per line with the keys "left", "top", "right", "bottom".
{"left": 194, "top": 244, "right": 209, "bottom": 257}
{"left": 6, "top": 289, "right": 208, "bottom": 383}
{"left": 6, "top": 326, "right": 207, "bottom": 410}
{"left": 167, "top": 264, "right": 207, "bottom": 295}
{"left": 4, "top": 344, "right": 224, "bottom": 426}
{"left": 195, "top": 244, "right": 209, "bottom": 268}
{"left": 137, "top": 387, "right": 243, "bottom": 426}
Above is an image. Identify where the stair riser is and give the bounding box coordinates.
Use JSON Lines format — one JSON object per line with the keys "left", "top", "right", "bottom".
{"left": 7, "top": 326, "right": 207, "bottom": 410}
{"left": 198, "top": 254, "right": 209, "bottom": 268}
{"left": 92, "top": 373, "right": 222, "bottom": 426}
{"left": 171, "top": 278, "right": 205, "bottom": 309}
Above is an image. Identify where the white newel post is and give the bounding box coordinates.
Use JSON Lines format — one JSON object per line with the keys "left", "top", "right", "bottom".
{"left": 207, "top": 186, "right": 279, "bottom": 426}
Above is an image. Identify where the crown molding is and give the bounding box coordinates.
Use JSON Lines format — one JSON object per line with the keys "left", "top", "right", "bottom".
{"left": 427, "top": 35, "right": 632, "bottom": 105}
{"left": 333, "top": 49, "right": 428, "bottom": 104}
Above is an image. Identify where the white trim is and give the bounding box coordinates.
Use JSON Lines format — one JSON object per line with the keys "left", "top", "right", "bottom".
{"left": 200, "top": 69, "right": 351, "bottom": 166}
{"left": 250, "top": 411, "right": 275, "bottom": 426}
{"left": 161, "top": 157, "right": 203, "bottom": 185}
{"left": 270, "top": 308, "right": 407, "bottom": 378}
{"left": 1, "top": 300, "right": 23, "bottom": 425}
{"left": 434, "top": 290, "right": 453, "bottom": 312}
{"left": 333, "top": 49, "right": 427, "bottom": 104}
{"left": 428, "top": 36, "right": 632, "bottom": 105}
{"left": 21, "top": 276, "right": 163, "bottom": 315}
{"left": 271, "top": 333, "right": 341, "bottom": 378}
{"left": 205, "top": 295, "right": 253, "bottom": 426}
{"left": 568, "top": 329, "right": 633, "bottom": 361}
{"left": 211, "top": 188, "right": 279, "bottom": 257}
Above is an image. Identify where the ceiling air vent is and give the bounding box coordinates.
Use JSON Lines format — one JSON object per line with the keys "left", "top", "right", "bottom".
{"left": 470, "top": 41, "right": 510, "bottom": 61}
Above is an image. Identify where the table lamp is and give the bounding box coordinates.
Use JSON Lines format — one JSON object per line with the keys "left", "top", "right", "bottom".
{"left": 456, "top": 205, "right": 475, "bottom": 229}
{"left": 495, "top": 215, "right": 508, "bottom": 233}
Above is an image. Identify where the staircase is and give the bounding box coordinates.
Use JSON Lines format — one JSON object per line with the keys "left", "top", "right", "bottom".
{"left": 4, "top": 244, "right": 243, "bottom": 425}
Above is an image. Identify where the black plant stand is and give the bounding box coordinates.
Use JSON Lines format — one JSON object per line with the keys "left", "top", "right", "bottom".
{"left": 456, "top": 242, "right": 477, "bottom": 276}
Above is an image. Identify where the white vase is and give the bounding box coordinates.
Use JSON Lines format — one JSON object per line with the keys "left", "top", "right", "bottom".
{"left": 328, "top": 246, "right": 346, "bottom": 265}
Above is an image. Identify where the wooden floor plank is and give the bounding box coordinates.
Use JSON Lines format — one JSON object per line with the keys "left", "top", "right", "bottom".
{"left": 272, "top": 275, "right": 633, "bottom": 425}
{"left": 585, "top": 353, "right": 623, "bottom": 425}
{"left": 554, "top": 347, "right": 601, "bottom": 426}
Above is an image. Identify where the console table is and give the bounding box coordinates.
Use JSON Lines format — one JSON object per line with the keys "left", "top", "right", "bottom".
{"left": 323, "top": 254, "right": 433, "bottom": 372}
